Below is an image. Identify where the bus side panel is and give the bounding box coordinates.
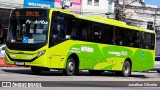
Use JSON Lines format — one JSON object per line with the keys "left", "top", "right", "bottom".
{"left": 101, "top": 45, "right": 134, "bottom": 71}
{"left": 67, "top": 43, "right": 105, "bottom": 70}
{"left": 25, "top": 54, "right": 49, "bottom": 67}
{"left": 48, "top": 40, "right": 154, "bottom": 72}
{"left": 131, "top": 49, "right": 154, "bottom": 71}
{"left": 67, "top": 43, "right": 129, "bottom": 70}
{"left": 50, "top": 56, "right": 61, "bottom": 68}
{"left": 66, "top": 43, "right": 131, "bottom": 71}
{"left": 48, "top": 40, "right": 79, "bottom": 69}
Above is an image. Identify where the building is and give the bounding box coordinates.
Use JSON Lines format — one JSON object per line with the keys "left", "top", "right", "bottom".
{"left": 81, "top": 0, "right": 115, "bottom": 18}
{"left": 115, "top": 0, "right": 160, "bottom": 30}
{"left": 54, "top": 0, "right": 115, "bottom": 18}
{"left": 54, "top": 0, "right": 82, "bottom": 14}
{"left": 0, "top": 0, "right": 24, "bottom": 28}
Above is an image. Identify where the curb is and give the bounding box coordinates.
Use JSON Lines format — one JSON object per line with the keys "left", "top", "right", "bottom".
{"left": 0, "top": 57, "right": 30, "bottom": 68}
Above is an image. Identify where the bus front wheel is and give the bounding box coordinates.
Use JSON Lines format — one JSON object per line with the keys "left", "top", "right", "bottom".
{"left": 63, "top": 58, "right": 75, "bottom": 76}
{"left": 31, "top": 66, "right": 42, "bottom": 75}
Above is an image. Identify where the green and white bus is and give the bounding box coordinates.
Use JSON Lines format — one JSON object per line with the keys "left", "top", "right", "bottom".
{"left": 5, "top": 8, "right": 155, "bottom": 77}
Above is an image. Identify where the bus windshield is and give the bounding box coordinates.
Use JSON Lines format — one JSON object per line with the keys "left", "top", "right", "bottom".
{"left": 7, "top": 18, "right": 48, "bottom": 44}
{"left": 7, "top": 9, "right": 49, "bottom": 44}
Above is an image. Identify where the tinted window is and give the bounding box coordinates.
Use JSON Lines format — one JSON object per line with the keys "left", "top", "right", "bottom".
{"left": 141, "top": 32, "right": 155, "bottom": 50}
{"left": 102, "top": 25, "right": 113, "bottom": 44}
{"left": 49, "top": 11, "right": 77, "bottom": 47}
{"left": 50, "top": 12, "right": 68, "bottom": 46}
{"left": 90, "top": 24, "right": 103, "bottom": 43}
{"left": 114, "top": 27, "right": 155, "bottom": 50}
{"left": 69, "top": 19, "right": 90, "bottom": 41}
{"left": 114, "top": 27, "right": 141, "bottom": 47}
{"left": 88, "top": 23, "right": 113, "bottom": 44}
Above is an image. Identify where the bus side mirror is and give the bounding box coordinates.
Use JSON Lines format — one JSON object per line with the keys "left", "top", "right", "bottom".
{"left": 65, "top": 35, "right": 71, "bottom": 39}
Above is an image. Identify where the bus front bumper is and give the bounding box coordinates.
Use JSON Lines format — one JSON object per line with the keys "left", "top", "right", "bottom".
{"left": 5, "top": 54, "right": 50, "bottom": 68}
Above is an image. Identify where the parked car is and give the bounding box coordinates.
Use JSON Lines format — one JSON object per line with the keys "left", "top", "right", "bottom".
{"left": 154, "top": 56, "right": 160, "bottom": 73}
{"left": 0, "top": 44, "right": 5, "bottom": 57}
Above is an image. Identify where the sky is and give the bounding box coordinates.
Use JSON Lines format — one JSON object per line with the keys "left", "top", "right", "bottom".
{"left": 144, "top": 0, "right": 160, "bottom": 7}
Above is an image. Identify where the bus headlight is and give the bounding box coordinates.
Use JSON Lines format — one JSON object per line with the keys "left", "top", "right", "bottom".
{"left": 38, "top": 50, "right": 46, "bottom": 57}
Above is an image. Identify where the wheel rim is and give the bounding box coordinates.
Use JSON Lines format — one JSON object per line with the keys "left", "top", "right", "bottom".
{"left": 68, "top": 61, "right": 74, "bottom": 72}
{"left": 124, "top": 66, "right": 129, "bottom": 75}
{"left": 124, "top": 65, "right": 129, "bottom": 75}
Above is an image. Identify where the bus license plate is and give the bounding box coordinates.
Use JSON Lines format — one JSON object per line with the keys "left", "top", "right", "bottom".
{"left": 15, "top": 62, "right": 24, "bottom": 65}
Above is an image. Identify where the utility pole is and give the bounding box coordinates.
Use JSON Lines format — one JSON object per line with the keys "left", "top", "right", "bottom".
{"left": 154, "top": 8, "right": 157, "bottom": 31}
{"left": 116, "top": 0, "right": 145, "bottom": 21}
{"left": 122, "top": 0, "right": 125, "bottom": 21}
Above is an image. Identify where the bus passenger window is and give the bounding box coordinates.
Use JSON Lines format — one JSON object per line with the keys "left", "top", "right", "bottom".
{"left": 103, "top": 36, "right": 112, "bottom": 44}
{"left": 132, "top": 33, "right": 140, "bottom": 48}
{"left": 76, "top": 29, "right": 82, "bottom": 40}
{"left": 142, "top": 32, "right": 155, "bottom": 50}
{"left": 82, "top": 28, "right": 88, "bottom": 41}
{"left": 70, "top": 28, "right": 78, "bottom": 39}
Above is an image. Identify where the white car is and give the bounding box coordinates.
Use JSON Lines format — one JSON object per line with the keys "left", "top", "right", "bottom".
{"left": 0, "top": 44, "right": 5, "bottom": 57}
{"left": 154, "top": 56, "right": 160, "bottom": 73}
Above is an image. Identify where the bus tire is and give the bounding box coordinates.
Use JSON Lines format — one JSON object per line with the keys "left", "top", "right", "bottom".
{"left": 89, "top": 70, "right": 104, "bottom": 75}
{"left": 31, "top": 66, "right": 42, "bottom": 75}
{"left": 122, "top": 61, "right": 131, "bottom": 77}
{"left": 157, "top": 70, "right": 160, "bottom": 73}
{"left": 63, "top": 58, "right": 75, "bottom": 76}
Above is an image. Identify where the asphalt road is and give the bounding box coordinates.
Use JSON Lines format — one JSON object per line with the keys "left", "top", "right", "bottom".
{"left": 0, "top": 67, "right": 160, "bottom": 90}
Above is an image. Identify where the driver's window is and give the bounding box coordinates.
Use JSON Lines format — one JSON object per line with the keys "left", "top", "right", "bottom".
{"left": 49, "top": 12, "right": 66, "bottom": 47}
{"left": 51, "top": 23, "right": 65, "bottom": 39}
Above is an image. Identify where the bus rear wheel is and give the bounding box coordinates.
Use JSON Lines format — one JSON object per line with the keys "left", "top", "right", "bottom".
{"left": 63, "top": 58, "right": 75, "bottom": 76}
{"left": 122, "top": 61, "right": 131, "bottom": 77}
{"left": 115, "top": 61, "right": 131, "bottom": 77}
{"left": 157, "top": 70, "right": 160, "bottom": 73}
{"left": 89, "top": 70, "right": 104, "bottom": 75}
{"left": 31, "top": 66, "right": 42, "bottom": 75}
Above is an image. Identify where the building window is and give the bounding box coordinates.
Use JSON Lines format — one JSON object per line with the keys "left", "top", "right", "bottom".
{"left": 94, "top": 0, "right": 99, "bottom": 6}
{"left": 108, "top": 0, "right": 113, "bottom": 13}
{"left": 87, "top": 0, "right": 92, "bottom": 5}
{"left": 147, "top": 21, "right": 153, "bottom": 30}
